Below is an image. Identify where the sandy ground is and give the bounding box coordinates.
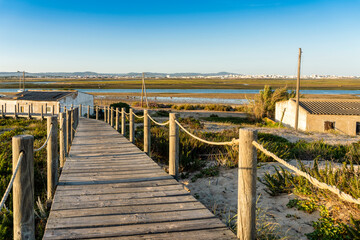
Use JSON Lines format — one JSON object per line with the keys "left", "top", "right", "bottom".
{"left": 149, "top": 111, "right": 359, "bottom": 239}
{"left": 149, "top": 109, "right": 360, "bottom": 145}
{"left": 180, "top": 161, "right": 321, "bottom": 240}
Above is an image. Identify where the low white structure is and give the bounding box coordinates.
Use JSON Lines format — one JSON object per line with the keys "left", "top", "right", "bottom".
{"left": 275, "top": 99, "right": 360, "bottom": 135}
{"left": 0, "top": 90, "right": 94, "bottom": 116}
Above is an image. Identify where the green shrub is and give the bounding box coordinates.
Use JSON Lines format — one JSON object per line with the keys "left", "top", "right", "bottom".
{"left": 109, "top": 102, "right": 130, "bottom": 112}
{"left": 0, "top": 118, "right": 48, "bottom": 239}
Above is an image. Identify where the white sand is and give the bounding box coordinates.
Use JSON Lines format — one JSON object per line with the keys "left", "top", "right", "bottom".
{"left": 181, "top": 161, "right": 321, "bottom": 239}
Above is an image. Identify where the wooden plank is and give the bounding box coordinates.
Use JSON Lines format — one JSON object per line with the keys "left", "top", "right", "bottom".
{"left": 43, "top": 118, "right": 235, "bottom": 239}
{"left": 44, "top": 218, "right": 232, "bottom": 240}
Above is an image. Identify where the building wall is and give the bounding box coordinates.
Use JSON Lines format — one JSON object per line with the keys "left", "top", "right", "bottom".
{"left": 59, "top": 92, "right": 94, "bottom": 116}
{"left": 0, "top": 100, "right": 59, "bottom": 114}
{"left": 306, "top": 114, "right": 360, "bottom": 135}
{"left": 275, "top": 100, "right": 307, "bottom": 131}
{"left": 0, "top": 91, "right": 94, "bottom": 116}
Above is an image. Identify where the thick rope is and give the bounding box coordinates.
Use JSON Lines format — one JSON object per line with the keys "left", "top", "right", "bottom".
{"left": 132, "top": 112, "right": 145, "bottom": 119}
{"left": 147, "top": 114, "right": 170, "bottom": 126}
{"left": 252, "top": 141, "right": 360, "bottom": 205}
{"left": 175, "top": 120, "right": 238, "bottom": 146}
{"left": 34, "top": 124, "right": 53, "bottom": 152}
{"left": 0, "top": 152, "right": 24, "bottom": 210}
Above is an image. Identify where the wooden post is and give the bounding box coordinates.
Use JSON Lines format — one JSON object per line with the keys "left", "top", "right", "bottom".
{"left": 96, "top": 106, "right": 99, "bottom": 120}
{"left": 115, "top": 107, "right": 119, "bottom": 131}
{"left": 14, "top": 104, "right": 17, "bottom": 119}
{"left": 4, "top": 103, "right": 6, "bottom": 114}
{"left": 121, "top": 108, "right": 126, "bottom": 136}
{"left": 67, "top": 110, "right": 71, "bottom": 152}
{"left": 71, "top": 109, "right": 75, "bottom": 141}
{"left": 79, "top": 104, "right": 82, "bottom": 117}
{"left": 31, "top": 103, "right": 33, "bottom": 114}
{"left": 12, "top": 135, "right": 35, "bottom": 240}
{"left": 87, "top": 105, "right": 90, "bottom": 118}
{"left": 45, "top": 103, "right": 47, "bottom": 115}
{"left": 144, "top": 110, "right": 151, "bottom": 156}
{"left": 237, "top": 129, "right": 257, "bottom": 240}
{"left": 104, "top": 106, "right": 107, "bottom": 122}
{"left": 169, "top": 113, "right": 179, "bottom": 180}
{"left": 110, "top": 107, "right": 114, "bottom": 127}
{"left": 1, "top": 105, "right": 4, "bottom": 118}
{"left": 52, "top": 105, "right": 55, "bottom": 115}
{"left": 59, "top": 112, "right": 66, "bottom": 167}
{"left": 41, "top": 105, "right": 44, "bottom": 120}
{"left": 107, "top": 107, "right": 110, "bottom": 124}
{"left": 295, "top": 48, "right": 302, "bottom": 131}
{"left": 47, "top": 116, "right": 58, "bottom": 201}
{"left": 27, "top": 105, "right": 31, "bottom": 119}
{"left": 129, "top": 108, "right": 134, "bottom": 143}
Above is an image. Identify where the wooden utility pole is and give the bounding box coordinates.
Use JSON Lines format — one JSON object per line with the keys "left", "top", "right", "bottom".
{"left": 295, "top": 48, "right": 302, "bottom": 131}
{"left": 141, "top": 73, "right": 145, "bottom": 108}
{"left": 22, "top": 71, "right": 25, "bottom": 91}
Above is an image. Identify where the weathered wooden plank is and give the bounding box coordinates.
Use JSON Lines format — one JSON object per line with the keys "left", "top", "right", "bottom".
{"left": 44, "top": 218, "right": 232, "bottom": 239}
{"left": 43, "top": 118, "right": 235, "bottom": 239}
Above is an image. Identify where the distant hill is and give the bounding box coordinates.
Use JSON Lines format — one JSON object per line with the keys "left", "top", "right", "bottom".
{"left": 0, "top": 71, "right": 240, "bottom": 78}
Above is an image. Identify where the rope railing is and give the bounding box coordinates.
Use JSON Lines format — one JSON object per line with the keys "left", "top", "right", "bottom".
{"left": 175, "top": 120, "right": 238, "bottom": 146}
{"left": 147, "top": 114, "right": 170, "bottom": 126}
{"left": 252, "top": 141, "right": 360, "bottom": 205}
{"left": 34, "top": 124, "right": 53, "bottom": 152}
{"left": 0, "top": 152, "right": 24, "bottom": 210}
{"left": 132, "top": 112, "right": 145, "bottom": 119}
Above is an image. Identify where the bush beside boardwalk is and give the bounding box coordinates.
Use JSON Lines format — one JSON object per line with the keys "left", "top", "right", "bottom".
{"left": 0, "top": 118, "right": 48, "bottom": 239}
{"left": 132, "top": 111, "right": 360, "bottom": 239}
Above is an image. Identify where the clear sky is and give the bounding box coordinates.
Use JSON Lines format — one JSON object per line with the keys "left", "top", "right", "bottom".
{"left": 0, "top": 0, "right": 359, "bottom": 75}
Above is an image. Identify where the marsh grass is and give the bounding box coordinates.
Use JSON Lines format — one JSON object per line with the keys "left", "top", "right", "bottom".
{"left": 0, "top": 117, "right": 48, "bottom": 239}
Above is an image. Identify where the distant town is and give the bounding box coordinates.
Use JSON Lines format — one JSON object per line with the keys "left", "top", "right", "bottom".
{"left": 0, "top": 71, "right": 359, "bottom": 79}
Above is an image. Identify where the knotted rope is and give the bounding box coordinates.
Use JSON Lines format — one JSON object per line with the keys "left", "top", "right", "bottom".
{"left": 0, "top": 152, "right": 24, "bottom": 210}
{"left": 175, "top": 120, "right": 238, "bottom": 146}
{"left": 147, "top": 114, "right": 170, "bottom": 126}
{"left": 34, "top": 124, "right": 53, "bottom": 152}
{"left": 252, "top": 141, "right": 360, "bottom": 205}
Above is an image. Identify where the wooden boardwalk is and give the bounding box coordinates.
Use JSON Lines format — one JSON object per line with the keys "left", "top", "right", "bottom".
{"left": 43, "top": 118, "right": 236, "bottom": 239}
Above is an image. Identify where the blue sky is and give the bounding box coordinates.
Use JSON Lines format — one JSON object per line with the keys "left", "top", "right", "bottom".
{"left": 0, "top": 0, "right": 359, "bottom": 75}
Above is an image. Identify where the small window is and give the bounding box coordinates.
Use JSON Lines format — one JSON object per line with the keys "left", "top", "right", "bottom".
{"left": 46, "top": 106, "right": 52, "bottom": 114}
{"left": 20, "top": 106, "right": 24, "bottom": 113}
{"left": 356, "top": 122, "right": 360, "bottom": 135}
{"left": 324, "top": 121, "right": 335, "bottom": 131}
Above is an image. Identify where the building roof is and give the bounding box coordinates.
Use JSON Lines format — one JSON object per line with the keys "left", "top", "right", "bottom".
{"left": 0, "top": 90, "right": 75, "bottom": 101}
{"left": 291, "top": 99, "right": 360, "bottom": 115}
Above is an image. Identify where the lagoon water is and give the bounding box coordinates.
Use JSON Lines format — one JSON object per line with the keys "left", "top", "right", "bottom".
{"left": 1, "top": 88, "right": 360, "bottom": 105}
{"left": 1, "top": 88, "right": 360, "bottom": 94}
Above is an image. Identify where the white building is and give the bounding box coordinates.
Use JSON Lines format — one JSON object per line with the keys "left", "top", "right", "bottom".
{"left": 275, "top": 99, "right": 360, "bottom": 135}
{"left": 0, "top": 90, "right": 94, "bottom": 116}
